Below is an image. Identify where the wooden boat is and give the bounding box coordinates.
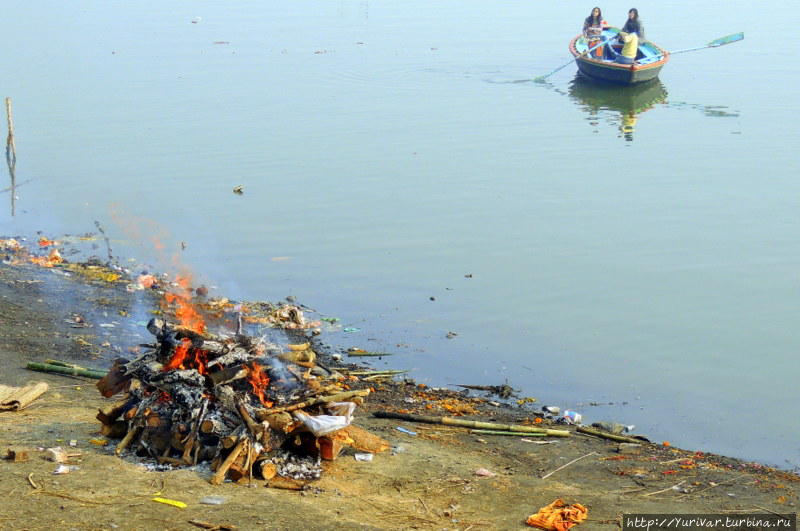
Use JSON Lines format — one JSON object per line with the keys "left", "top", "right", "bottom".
{"left": 569, "top": 27, "right": 669, "bottom": 85}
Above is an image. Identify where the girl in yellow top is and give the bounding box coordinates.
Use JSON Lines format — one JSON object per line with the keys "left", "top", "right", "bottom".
{"left": 615, "top": 31, "right": 638, "bottom": 64}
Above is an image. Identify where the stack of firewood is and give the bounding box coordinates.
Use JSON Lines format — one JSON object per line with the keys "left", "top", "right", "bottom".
{"left": 95, "top": 316, "right": 386, "bottom": 486}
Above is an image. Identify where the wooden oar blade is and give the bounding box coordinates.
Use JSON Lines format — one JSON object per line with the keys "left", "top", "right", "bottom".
{"left": 708, "top": 32, "right": 743, "bottom": 47}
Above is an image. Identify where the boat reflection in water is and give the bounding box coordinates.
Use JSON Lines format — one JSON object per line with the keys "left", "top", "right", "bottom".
{"left": 568, "top": 74, "right": 668, "bottom": 141}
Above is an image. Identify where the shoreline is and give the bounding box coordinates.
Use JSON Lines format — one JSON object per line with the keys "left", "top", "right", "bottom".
{"left": 1, "top": 240, "right": 798, "bottom": 528}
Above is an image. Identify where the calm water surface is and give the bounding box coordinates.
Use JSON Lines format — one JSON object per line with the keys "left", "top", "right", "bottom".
{"left": 1, "top": 1, "right": 798, "bottom": 467}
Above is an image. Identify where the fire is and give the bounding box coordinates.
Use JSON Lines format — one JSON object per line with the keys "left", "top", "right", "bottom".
{"left": 163, "top": 338, "right": 191, "bottom": 371}
{"left": 163, "top": 275, "right": 206, "bottom": 334}
{"left": 162, "top": 338, "right": 210, "bottom": 375}
{"left": 29, "top": 248, "right": 63, "bottom": 268}
{"left": 246, "top": 362, "right": 272, "bottom": 407}
{"left": 193, "top": 348, "right": 209, "bottom": 376}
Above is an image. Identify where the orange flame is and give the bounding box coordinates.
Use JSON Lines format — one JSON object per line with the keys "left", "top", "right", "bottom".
{"left": 246, "top": 362, "right": 272, "bottom": 407}
{"left": 193, "top": 348, "right": 209, "bottom": 376}
{"left": 163, "top": 275, "right": 206, "bottom": 334}
{"left": 163, "top": 338, "right": 192, "bottom": 371}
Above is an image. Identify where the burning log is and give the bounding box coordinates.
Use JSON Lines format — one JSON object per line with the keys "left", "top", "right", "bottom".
{"left": 97, "top": 310, "right": 379, "bottom": 486}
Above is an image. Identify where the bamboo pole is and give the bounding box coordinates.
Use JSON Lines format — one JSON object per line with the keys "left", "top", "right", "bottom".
{"left": 576, "top": 426, "right": 644, "bottom": 444}
{"left": 5, "top": 97, "right": 15, "bottom": 165}
{"left": 346, "top": 370, "right": 408, "bottom": 376}
{"left": 26, "top": 362, "right": 106, "bottom": 379}
{"left": 5, "top": 97, "right": 16, "bottom": 217}
{"left": 470, "top": 430, "right": 548, "bottom": 437}
{"left": 255, "top": 389, "right": 370, "bottom": 418}
{"left": 373, "top": 411, "right": 571, "bottom": 437}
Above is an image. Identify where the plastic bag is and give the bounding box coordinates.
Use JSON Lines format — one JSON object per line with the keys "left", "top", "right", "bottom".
{"left": 326, "top": 401, "right": 356, "bottom": 421}
{"left": 293, "top": 410, "right": 352, "bottom": 437}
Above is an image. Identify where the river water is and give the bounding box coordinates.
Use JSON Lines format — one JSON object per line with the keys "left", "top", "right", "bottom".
{"left": 1, "top": 1, "right": 798, "bottom": 468}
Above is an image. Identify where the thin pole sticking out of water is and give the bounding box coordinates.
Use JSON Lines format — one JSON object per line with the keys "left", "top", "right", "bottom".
{"left": 5, "top": 97, "right": 16, "bottom": 216}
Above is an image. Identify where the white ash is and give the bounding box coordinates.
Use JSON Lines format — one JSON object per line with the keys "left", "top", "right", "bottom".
{"left": 270, "top": 450, "right": 322, "bottom": 480}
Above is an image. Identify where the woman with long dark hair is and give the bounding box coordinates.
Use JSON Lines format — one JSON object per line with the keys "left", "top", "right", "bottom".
{"left": 621, "top": 8, "right": 645, "bottom": 41}
{"left": 582, "top": 7, "right": 607, "bottom": 57}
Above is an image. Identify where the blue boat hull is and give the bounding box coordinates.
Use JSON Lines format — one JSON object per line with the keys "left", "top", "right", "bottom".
{"left": 569, "top": 28, "right": 669, "bottom": 85}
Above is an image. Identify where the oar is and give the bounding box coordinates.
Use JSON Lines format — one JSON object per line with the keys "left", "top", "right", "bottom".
{"left": 534, "top": 38, "right": 607, "bottom": 83}
{"left": 651, "top": 32, "right": 743, "bottom": 61}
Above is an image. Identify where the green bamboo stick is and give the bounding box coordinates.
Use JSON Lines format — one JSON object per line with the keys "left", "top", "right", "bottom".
{"left": 347, "top": 370, "right": 408, "bottom": 376}
{"left": 26, "top": 362, "right": 106, "bottom": 379}
{"left": 576, "top": 425, "right": 644, "bottom": 444}
{"left": 373, "top": 411, "right": 571, "bottom": 437}
{"left": 44, "top": 359, "right": 88, "bottom": 370}
{"left": 471, "top": 430, "right": 548, "bottom": 437}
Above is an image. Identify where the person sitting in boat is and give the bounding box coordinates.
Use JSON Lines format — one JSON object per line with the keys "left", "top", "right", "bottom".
{"left": 614, "top": 31, "right": 638, "bottom": 64}
{"left": 621, "top": 8, "right": 645, "bottom": 41}
{"left": 582, "top": 7, "right": 608, "bottom": 57}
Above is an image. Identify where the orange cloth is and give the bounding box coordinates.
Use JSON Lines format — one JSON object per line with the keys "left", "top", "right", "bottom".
{"left": 526, "top": 499, "right": 588, "bottom": 531}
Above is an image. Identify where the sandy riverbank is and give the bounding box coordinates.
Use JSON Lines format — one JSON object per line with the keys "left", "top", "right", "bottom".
{"left": 0, "top": 255, "right": 797, "bottom": 530}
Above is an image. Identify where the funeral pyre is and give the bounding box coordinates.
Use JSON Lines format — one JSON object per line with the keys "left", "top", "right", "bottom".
{"left": 95, "top": 301, "right": 386, "bottom": 486}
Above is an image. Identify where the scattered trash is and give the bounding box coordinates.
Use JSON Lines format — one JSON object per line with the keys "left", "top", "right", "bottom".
{"left": 320, "top": 317, "right": 339, "bottom": 323}
{"left": 88, "top": 438, "right": 108, "bottom": 446}
{"left": 199, "top": 496, "right": 226, "bottom": 506}
{"left": 232, "top": 185, "right": 243, "bottom": 195}
{"left": 474, "top": 468, "right": 496, "bottom": 478}
{"left": 395, "top": 426, "right": 417, "bottom": 436}
{"left": 46, "top": 447, "right": 68, "bottom": 463}
{"left": 191, "top": 17, "right": 202, "bottom": 24}
{"left": 446, "top": 331, "right": 458, "bottom": 339}
{"left": 68, "top": 440, "right": 78, "bottom": 447}
{"left": 526, "top": 498, "right": 588, "bottom": 530}
{"left": 152, "top": 497, "right": 187, "bottom": 509}
{"left": 0, "top": 382, "right": 49, "bottom": 411}
{"left": 52, "top": 464, "right": 78, "bottom": 475}
{"left": 562, "top": 410, "right": 582, "bottom": 425}
{"left": 343, "top": 327, "right": 360, "bottom": 333}
{"left": 521, "top": 439, "right": 558, "bottom": 445}
{"left": 354, "top": 453, "right": 374, "bottom": 462}
{"left": 543, "top": 406, "right": 561, "bottom": 416}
